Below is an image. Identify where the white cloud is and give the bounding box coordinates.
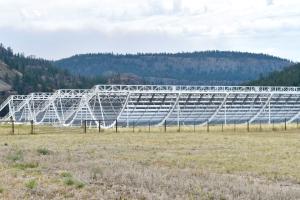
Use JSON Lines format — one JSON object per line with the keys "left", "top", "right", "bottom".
{"left": 0, "top": 0, "right": 299, "bottom": 60}
{"left": 266, "top": 0, "right": 274, "bottom": 6}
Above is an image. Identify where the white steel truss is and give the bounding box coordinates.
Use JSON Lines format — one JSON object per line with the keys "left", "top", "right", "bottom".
{"left": 1, "top": 85, "right": 300, "bottom": 128}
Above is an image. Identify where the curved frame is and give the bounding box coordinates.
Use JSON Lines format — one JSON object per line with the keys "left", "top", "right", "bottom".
{"left": 1, "top": 85, "right": 300, "bottom": 127}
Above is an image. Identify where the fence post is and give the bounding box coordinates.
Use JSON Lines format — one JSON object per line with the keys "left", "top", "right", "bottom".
{"left": 98, "top": 120, "right": 101, "bottom": 133}
{"left": 285, "top": 118, "right": 287, "bottom": 131}
{"left": 116, "top": 119, "right": 118, "bottom": 133}
{"left": 10, "top": 117, "right": 14, "bottom": 135}
{"left": 297, "top": 119, "right": 299, "bottom": 128}
{"left": 207, "top": 122, "right": 209, "bottom": 133}
{"left": 149, "top": 121, "right": 151, "bottom": 133}
{"left": 179, "top": 122, "right": 181, "bottom": 133}
{"left": 222, "top": 122, "right": 224, "bottom": 132}
{"left": 272, "top": 120, "right": 275, "bottom": 131}
{"left": 164, "top": 120, "right": 167, "bottom": 133}
{"left": 260, "top": 121, "right": 262, "bottom": 132}
{"left": 133, "top": 122, "right": 135, "bottom": 133}
{"left": 234, "top": 121, "right": 236, "bottom": 132}
{"left": 247, "top": 121, "right": 249, "bottom": 132}
{"left": 31, "top": 120, "right": 34, "bottom": 134}
{"left": 194, "top": 121, "right": 196, "bottom": 133}
{"left": 84, "top": 120, "right": 87, "bottom": 133}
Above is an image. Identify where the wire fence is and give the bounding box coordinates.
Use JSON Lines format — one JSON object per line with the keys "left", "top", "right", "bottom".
{"left": 0, "top": 120, "right": 82, "bottom": 135}
{"left": 0, "top": 119, "right": 299, "bottom": 136}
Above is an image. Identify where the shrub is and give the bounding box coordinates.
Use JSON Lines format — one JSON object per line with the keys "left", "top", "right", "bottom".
{"left": 0, "top": 187, "right": 3, "bottom": 193}
{"left": 14, "top": 162, "right": 39, "bottom": 170}
{"left": 61, "top": 172, "right": 85, "bottom": 189}
{"left": 64, "top": 177, "right": 75, "bottom": 186}
{"left": 37, "top": 148, "right": 50, "bottom": 155}
{"left": 7, "top": 150, "right": 23, "bottom": 162}
{"left": 61, "top": 172, "right": 72, "bottom": 178}
{"left": 25, "top": 179, "right": 37, "bottom": 190}
{"left": 75, "top": 181, "right": 85, "bottom": 189}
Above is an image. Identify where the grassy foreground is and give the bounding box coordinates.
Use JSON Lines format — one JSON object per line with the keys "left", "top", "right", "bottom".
{"left": 0, "top": 129, "right": 300, "bottom": 199}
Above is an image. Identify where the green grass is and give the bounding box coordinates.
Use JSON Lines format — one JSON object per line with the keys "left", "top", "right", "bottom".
{"left": 25, "top": 179, "right": 37, "bottom": 190}
{"left": 7, "top": 150, "right": 23, "bottom": 162}
{"left": 14, "top": 162, "right": 39, "bottom": 170}
{"left": 61, "top": 172, "right": 72, "bottom": 178}
{"left": 75, "top": 181, "right": 85, "bottom": 189}
{"left": 63, "top": 177, "right": 85, "bottom": 188}
{"left": 63, "top": 177, "right": 75, "bottom": 186}
{"left": 61, "top": 172, "right": 85, "bottom": 189}
{"left": 37, "top": 147, "right": 50, "bottom": 155}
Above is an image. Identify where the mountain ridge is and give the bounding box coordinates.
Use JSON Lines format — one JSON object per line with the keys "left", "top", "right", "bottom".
{"left": 55, "top": 51, "right": 293, "bottom": 85}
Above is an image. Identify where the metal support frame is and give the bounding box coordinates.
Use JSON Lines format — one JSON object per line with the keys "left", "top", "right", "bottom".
{"left": 1, "top": 85, "right": 300, "bottom": 128}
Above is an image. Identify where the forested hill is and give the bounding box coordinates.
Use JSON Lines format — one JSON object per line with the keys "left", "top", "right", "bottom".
{"left": 249, "top": 63, "right": 300, "bottom": 86}
{"left": 0, "top": 44, "right": 105, "bottom": 95}
{"left": 55, "top": 51, "right": 293, "bottom": 85}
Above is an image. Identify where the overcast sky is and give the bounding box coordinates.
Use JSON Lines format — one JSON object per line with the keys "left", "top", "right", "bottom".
{"left": 0, "top": 0, "right": 299, "bottom": 61}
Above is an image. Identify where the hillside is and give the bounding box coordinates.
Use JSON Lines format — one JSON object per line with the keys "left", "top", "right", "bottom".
{"left": 0, "top": 44, "right": 105, "bottom": 96}
{"left": 0, "top": 60, "right": 20, "bottom": 91}
{"left": 249, "top": 63, "right": 300, "bottom": 86}
{"left": 55, "top": 51, "right": 293, "bottom": 85}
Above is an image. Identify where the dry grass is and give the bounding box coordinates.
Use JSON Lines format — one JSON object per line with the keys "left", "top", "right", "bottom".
{"left": 0, "top": 126, "right": 300, "bottom": 199}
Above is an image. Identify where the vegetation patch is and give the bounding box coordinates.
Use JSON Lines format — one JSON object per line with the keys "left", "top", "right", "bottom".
{"left": 75, "top": 181, "right": 85, "bottom": 189}
{"left": 7, "top": 150, "right": 23, "bottom": 162}
{"left": 64, "top": 177, "right": 75, "bottom": 186}
{"left": 61, "top": 172, "right": 85, "bottom": 189}
{"left": 37, "top": 147, "right": 50, "bottom": 155}
{"left": 61, "top": 171, "right": 72, "bottom": 178}
{"left": 14, "top": 162, "right": 39, "bottom": 170}
{"left": 25, "top": 179, "right": 37, "bottom": 190}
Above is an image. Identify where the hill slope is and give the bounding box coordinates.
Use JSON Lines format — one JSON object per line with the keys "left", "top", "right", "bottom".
{"left": 0, "top": 44, "right": 105, "bottom": 95}
{"left": 55, "top": 51, "right": 293, "bottom": 85}
{"left": 249, "top": 63, "right": 300, "bottom": 86}
{"left": 0, "top": 60, "right": 20, "bottom": 91}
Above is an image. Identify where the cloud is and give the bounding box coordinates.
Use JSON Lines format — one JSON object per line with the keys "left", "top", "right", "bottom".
{"left": 0, "top": 0, "right": 299, "bottom": 60}
{"left": 0, "top": 0, "right": 299, "bottom": 34}
{"left": 266, "top": 0, "right": 274, "bottom": 6}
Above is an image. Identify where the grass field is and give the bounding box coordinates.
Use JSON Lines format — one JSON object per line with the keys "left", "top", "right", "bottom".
{"left": 1, "top": 126, "right": 300, "bottom": 199}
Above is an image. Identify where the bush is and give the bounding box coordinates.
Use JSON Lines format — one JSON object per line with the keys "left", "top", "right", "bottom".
{"left": 25, "top": 179, "right": 37, "bottom": 190}
{"left": 14, "top": 162, "right": 39, "bottom": 170}
{"left": 7, "top": 150, "right": 23, "bottom": 162}
{"left": 61, "top": 172, "right": 85, "bottom": 189}
{"left": 64, "top": 177, "right": 75, "bottom": 186}
{"left": 37, "top": 148, "right": 50, "bottom": 155}
{"left": 61, "top": 172, "right": 72, "bottom": 178}
{"left": 75, "top": 181, "right": 85, "bottom": 189}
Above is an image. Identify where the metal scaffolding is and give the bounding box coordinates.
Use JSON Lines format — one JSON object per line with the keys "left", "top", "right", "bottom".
{"left": 1, "top": 85, "right": 300, "bottom": 128}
